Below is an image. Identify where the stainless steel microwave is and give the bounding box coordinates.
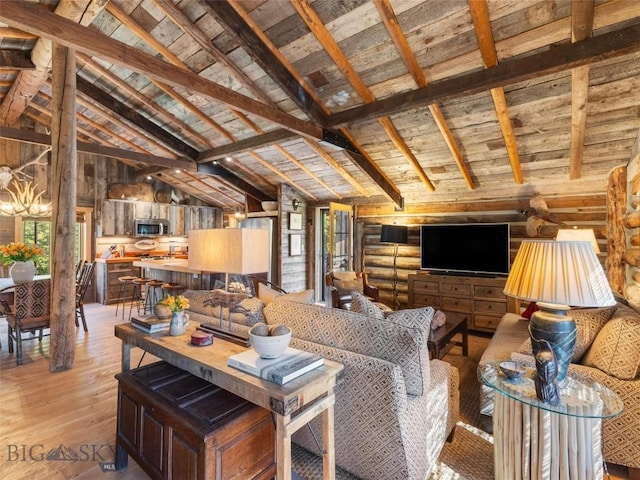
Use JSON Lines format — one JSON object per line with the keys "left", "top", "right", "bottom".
{"left": 134, "top": 218, "right": 169, "bottom": 237}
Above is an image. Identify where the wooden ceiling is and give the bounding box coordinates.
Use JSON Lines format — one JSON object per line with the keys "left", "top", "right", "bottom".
{"left": 0, "top": 0, "right": 639, "bottom": 210}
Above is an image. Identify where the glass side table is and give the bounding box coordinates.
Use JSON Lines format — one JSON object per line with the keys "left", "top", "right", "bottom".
{"left": 480, "top": 361, "right": 624, "bottom": 480}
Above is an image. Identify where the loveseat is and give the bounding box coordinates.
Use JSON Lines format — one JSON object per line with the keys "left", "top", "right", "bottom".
{"left": 478, "top": 303, "right": 640, "bottom": 474}
{"left": 183, "top": 288, "right": 460, "bottom": 480}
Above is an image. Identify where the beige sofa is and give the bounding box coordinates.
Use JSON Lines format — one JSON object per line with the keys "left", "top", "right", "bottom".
{"left": 478, "top": 304, "right": 640, "bottom": 474}
{"left": 184, "top": 289, "right": 460, "bottom": 480}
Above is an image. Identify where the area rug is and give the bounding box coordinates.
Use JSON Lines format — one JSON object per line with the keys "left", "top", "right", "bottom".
{"left": 291, "top": 334, "right": 495, "bottom": 479}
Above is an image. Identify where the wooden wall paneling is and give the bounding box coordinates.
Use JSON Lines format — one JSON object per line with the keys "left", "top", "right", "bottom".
{"left": 279, "top": 183, "right": 306, "bottom": 293}
{"left": 357, "top": 195, "right": 607, "bottom": 310}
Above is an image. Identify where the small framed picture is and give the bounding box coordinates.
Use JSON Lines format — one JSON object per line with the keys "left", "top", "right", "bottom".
{"left": 289, "top": 212, "right": 302, "bottom": 230}
{"left": 289, "top": 234, "right": 302, "bottom": 256}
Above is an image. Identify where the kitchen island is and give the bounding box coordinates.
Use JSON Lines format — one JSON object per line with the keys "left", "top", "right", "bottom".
{"left": 133, "top": 258, "right": 217, "bottom": 290}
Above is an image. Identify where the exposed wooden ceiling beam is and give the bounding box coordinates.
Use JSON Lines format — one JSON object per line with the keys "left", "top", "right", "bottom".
{"left": 0, "top": 27, "right": 36, "bottom": 39}
{"left": 152, "top": 0, "right": 274, "bottom": 108}
{"left": 375, "top": 0, "right": 474, "bottom": 190}
{"left": 0, "top": 49, "right": 35, "bottom": 70}
{"left": 304, "top": 139, "right": 368, "bottom": 197}
{"left": 0, "top": 126, "right": 195, "bottom": 170}
{"left": 0, "top": 0, "right": 107, "bottom": 125}
{"left": 76, "top": 76, "right": 199, "bottom": 158}
{"left": 196, "top": 162, "right": 272, "bottom": 202}
{"left": 77, "top": 53, "right": 211, "bottom": 150}
{"left": 247, "top": 150, "right": 317, "bottom": 200}
{"left": 201, "top": 0, "right": 327, "bottom": 126}
{"left": 328, "top": 21, "right": 640, "bottom": 127}
{"left": 197, "top": 129, "right": 298, "bottom": 162}
{"left": 570, "top": 0, "right": 595, "bottom": 180}
{"left": 0, "top": 1, "right": 323, "bottom": 140}
{"left": 222, "top": 0, "right": 402, "bottom": 205}
{"left": 468, "top": 0, "right": 522, "bottom": 185}
{"left": 291, "top": 0, "right": 420, "bottom": 203}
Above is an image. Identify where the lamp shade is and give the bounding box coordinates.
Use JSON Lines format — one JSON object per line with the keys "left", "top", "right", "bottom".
{"left": 380, "top": 225, "right": 408, "bottom": 244}
{"left": 188, "top": 228, "right": 270, "bottom": 274}
{"left": 503, "top": 240, "right": 615, "bottom": 307}
{"left": 555, "top": 228, "right": 600, "bottom": 253}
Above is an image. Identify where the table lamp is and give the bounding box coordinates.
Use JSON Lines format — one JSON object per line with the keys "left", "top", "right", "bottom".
{"left": 189, "top": 228, "right": 269, "bottom": 344}
{"left": 380, "top": 224, "right": 408, "bottom": 310}
{"left": 503, "top": 240, "right": 615, "bottom": 386}
{"left": 555, "top": 227, "right": 600, "bottom": 253}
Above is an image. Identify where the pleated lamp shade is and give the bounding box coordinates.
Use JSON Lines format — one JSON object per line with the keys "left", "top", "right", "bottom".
{"left": 555, "top": 228, "right": 600, "bottom": 254}
{"left": 503, "top": 240, "right": 614, "bottom": 307}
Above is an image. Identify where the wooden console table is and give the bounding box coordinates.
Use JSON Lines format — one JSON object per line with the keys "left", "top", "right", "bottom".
{"left": 115, "top": 323, "right": 343, "bottom": 480}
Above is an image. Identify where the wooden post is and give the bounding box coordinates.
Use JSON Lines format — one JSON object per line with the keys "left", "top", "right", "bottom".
{"left": 606, "top": 166, "right": 627, "bottom": 294}
{"left": 49, "top": 43, "right": 77, "bottom": 372}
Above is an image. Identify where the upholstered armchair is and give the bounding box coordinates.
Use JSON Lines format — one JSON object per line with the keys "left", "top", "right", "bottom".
{"left": 325, "top": 271, "right": 379, "bottom": 310}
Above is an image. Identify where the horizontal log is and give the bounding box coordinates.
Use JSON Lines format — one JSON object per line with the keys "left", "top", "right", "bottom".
{"left": 623, "top": 211, "right": 640, "bottom": 229}
{"left": 625, "top": 248, "right": 640, "bottom": 267}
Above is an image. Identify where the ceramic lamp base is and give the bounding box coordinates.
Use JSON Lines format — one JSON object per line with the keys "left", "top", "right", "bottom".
{"left": 529, "top": 302, "right": 576, "bottom": 382}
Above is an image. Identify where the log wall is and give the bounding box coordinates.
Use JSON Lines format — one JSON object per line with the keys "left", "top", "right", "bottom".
{"left": 356, "top": 195, "right": 608, "bottom": 309}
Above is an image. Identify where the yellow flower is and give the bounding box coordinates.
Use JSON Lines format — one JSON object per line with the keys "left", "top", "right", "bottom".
{"left": 0, "top": 242, "right": 43, "bottom": 264}
{"left": 158, "top": 294, "right": 190, "bottom": 312}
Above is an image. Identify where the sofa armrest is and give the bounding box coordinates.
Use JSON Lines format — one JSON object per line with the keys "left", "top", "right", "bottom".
{"left": 363, "top": 283, "right": 379, "bottom": 302}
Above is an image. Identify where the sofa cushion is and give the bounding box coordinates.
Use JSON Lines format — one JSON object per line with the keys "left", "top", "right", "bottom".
{"left": 350, "top": 291, "right": 385, "bottom": 319}
{"left": 582, "top": 304, "right": 640, "bottom": 380}
{"left": 264, "top": 301, "right": 429, "bottom": 395}
{"left": 517, "top": 305, "right": 617, "bottom": 361}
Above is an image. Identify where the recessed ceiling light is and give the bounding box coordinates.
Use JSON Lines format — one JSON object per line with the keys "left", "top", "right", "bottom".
{"left": 146, "top": 175, "right": 152, "bottom": 180}
{"left": 212, "top": 160, "right": 218, "bottom": 165}
{"left": 175, "top": 169, "right": 181, "bottom": 174}
{"left": 225, "top": 156, "right": 232, "bottom": 162}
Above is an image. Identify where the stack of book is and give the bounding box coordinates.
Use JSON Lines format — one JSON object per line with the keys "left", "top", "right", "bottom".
{"left": 131, "top": 315, "right": 170, "bottom": 334}
{"left": 227, "top": 347, "right": 324, "bottom": 385}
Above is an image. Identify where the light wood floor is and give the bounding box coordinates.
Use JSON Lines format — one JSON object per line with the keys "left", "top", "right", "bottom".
{"left": 0, "top": 302, "right": 632, "bottom": 480}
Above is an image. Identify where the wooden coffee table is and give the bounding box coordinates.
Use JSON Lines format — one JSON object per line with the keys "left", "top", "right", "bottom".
{"left": 428, "top": 314, "right": 468, "bottom": 359}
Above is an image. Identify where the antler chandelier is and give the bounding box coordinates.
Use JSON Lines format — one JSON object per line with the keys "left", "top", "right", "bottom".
{"left": 0, "top": 180, "right": 52, "bottom": 217}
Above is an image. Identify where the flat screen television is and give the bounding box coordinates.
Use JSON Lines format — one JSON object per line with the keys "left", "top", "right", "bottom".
{"left": 420, "top": 223, "right": 510, "bottom": 276}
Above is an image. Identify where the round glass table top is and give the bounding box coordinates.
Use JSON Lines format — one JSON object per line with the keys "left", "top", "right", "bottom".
{"left": 480, "top": 361, "right": 624, "bottom": 419}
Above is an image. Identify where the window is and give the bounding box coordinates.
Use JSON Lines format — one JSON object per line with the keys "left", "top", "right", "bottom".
{"left": 17, "top": 208, "right": 92, "bottom": 275}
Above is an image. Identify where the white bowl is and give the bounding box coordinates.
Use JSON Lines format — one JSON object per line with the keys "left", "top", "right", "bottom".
{"left": 261, "top": 201, "right": 278, "bottom": 212}
{"left": 249, "top": 331, "right": 291, "bottom": 359}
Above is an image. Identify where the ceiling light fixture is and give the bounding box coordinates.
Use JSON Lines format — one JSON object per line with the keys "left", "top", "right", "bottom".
{"left": 175, "top": 169, "right": 181, "bottom": 174}
{"left": 0, "top": 180, "right": 52, "bottom": 217}
{"left": 225, "top": 156, "right": 232, "bottom": 162}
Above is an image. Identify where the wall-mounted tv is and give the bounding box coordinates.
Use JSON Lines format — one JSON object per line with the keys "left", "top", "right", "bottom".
{"left": 420, "top": 223, "right": 510, "bottom": 276}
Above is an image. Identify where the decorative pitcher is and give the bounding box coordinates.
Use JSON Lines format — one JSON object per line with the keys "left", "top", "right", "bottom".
{"left": 169, "top": 311, "right": 189, "bottom": 336}
{"left": 10, "top": 261, "right": 36, "bottom": 283}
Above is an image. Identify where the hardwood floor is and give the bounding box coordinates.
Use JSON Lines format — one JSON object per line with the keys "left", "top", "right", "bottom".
{"left": 0, "top": 303, "right": 632, "bottom": 479}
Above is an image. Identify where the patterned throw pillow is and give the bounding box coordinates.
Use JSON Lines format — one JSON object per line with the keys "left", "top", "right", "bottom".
{"left": 350, "top": 291, "right": 385, "bottom": 319}
{"left": 571, "top": 305, "right": 617, "bottom": 361}
{"left": 332, "top": 271, "right": 358, "bottom": 281}
{"left": 234, "top": 297, "right": 266, "bottom": 326}
{"left": 582, "top": 305, "right": 640, "bottom": 380}
{"left": 333, "top": 278, "right": 363, "bottom": 297}
{"left": 386, "top": 306, "right": 435, "bottom": 331}
{"left": 517, "top": 305, "right": 616, "bottom": 362}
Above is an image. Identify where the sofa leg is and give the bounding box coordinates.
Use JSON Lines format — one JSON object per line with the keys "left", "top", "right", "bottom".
{"left": 446, "top": 426, "right": 456, "bottom": 443}
{"left": 629, "top": 467, "right": 640, "bottom": 480}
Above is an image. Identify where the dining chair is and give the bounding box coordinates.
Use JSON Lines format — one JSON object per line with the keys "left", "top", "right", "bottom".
{"left": 6, "top": 279, "right": 51, "bottom": 366}
{"left": 76, "top": 261, "right": 95, "bottom": 332}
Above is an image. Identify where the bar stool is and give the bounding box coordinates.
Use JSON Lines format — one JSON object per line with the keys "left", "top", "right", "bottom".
{"left": 115, "top": 276, "right": 137, "bottom": 319}
{"left": 144, "top": 280, "right": 165, "bottom": 314}
{"left": 129, "top": 277, "right": 151, "bottom": 320}
{"left": 162, "top": 282, "right": 185, "bottom": 298}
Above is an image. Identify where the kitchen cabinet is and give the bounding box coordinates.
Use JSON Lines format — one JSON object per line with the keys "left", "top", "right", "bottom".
{"left": 98, "top": 200, "right": 221, "bottom": 237}
{"left": 95, "top": 259, "right": 140, "bottom": 305}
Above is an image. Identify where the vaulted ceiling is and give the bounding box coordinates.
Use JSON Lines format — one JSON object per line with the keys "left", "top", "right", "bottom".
{"left": 1, "top": 0, "right": 639, "bottom": 211}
